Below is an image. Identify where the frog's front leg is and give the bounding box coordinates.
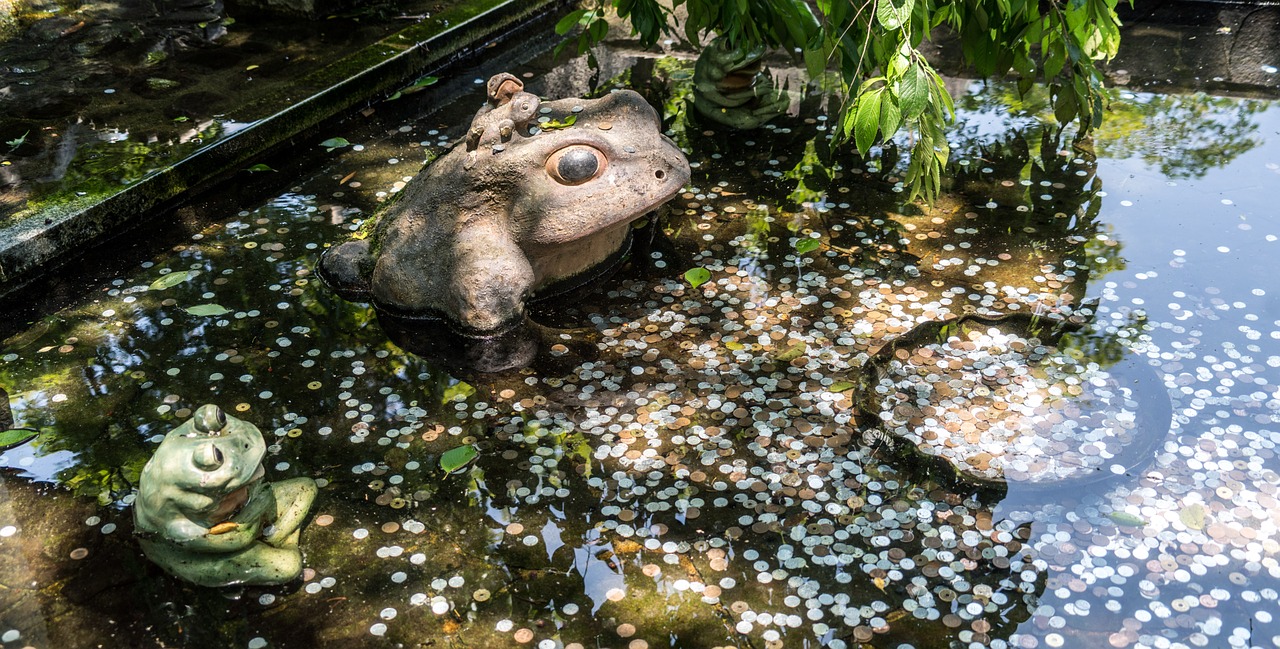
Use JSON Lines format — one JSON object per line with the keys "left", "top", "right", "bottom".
{"left": 261, "top": 477, "right": 318, "bottom": 548}
{"left": 446, "top": 222, "right": 535, "bottom": 334}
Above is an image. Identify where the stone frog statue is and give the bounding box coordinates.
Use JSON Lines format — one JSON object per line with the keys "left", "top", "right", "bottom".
{"left": 134, "top": 405, "right": 317, "bottom": 587}
{"left": 319, "top": 72, "right": 691, "bottom": 335}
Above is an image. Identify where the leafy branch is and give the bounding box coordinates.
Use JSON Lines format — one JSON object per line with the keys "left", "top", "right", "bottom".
{"left": 558, "top": 0, "right": 1128, "bottom": 203}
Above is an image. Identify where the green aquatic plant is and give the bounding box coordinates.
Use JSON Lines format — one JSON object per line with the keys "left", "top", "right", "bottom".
{"left": 561, "top": 0, "right": 1125, "bottom": 203}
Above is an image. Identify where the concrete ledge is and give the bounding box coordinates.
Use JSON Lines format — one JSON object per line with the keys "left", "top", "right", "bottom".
{"left": 0, "top": 0, "right": 573, "bottom": 295}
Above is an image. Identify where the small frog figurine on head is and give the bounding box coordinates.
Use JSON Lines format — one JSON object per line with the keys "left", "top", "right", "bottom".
{"left": 134, "top": 405, "right": 317, "bottom": 587}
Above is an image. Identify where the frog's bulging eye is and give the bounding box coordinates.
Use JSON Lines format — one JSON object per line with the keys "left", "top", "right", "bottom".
{"left": 193, "top": 442, "right": 225, "bottom": 471}
{"left": 194, "top": 405, "right": 228, "bottom": 435}
{"left": 547, "top": 145, "right": 606, "bottom": 185}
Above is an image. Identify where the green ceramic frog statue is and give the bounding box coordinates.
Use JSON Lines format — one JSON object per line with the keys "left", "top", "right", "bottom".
{"left": 691, "top": 36, "right": 791, "bottom": 130}
{"left": 134, "top": 405, "right": 317, "bottom": 587}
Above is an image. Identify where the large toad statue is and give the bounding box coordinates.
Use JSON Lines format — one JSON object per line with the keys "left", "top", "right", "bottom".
{"left": 134, "top": 405, "right": 317, "bottom": 587}
{"left": 319, "top": 72, "right": 691, "bottom": 334}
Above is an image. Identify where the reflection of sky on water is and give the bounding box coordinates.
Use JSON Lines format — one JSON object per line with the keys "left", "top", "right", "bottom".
{"left": 995, "top": 94, "right": 1280, "bottom": 648}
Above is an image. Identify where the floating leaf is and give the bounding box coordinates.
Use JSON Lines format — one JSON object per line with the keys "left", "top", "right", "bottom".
{"left": 440, "top": 445, "right": 478, "bottom": 474}
{"left": 319, "top": 137, "right": 352, "bottom": 151}
{"left": 774, "top": 341, "right": 808, "bottom": 363}
{"left": 244, "top": 163, "right": 275, "bottom": 173}
{"left": 794, "top": 237, "right": 821, "bottom": 254}
{"left": 245, "top": 64, "right": 259, "bottom": 71}
{"left": 684, "top": 267, "right": 711, "bottom": 289}
{"left": 398, "top": 76, "right": 440, "bottom": 97}
{"left": 829, "top": 381, "right": 856, "bottom": 392}
{"left": 149, "top": 269, "right": 200, "bottom": 291}
{"left": 184, "top": 304, "right": 231, "bottom": 316}
{"left": 539, "top": 114, "right": 578, "bottom": 130}
{"left": 172, "top": 116, "right": 190, "bottom": 122}
{"left": 0, "top": 428, "right": 38, "bottom": 451}
{"left": 1179, "top": 504, "right": 1206, "bottom": 530}
{"left": 5, "top": 130, "right": 29, "bottom": 149}
{"left": 442, "top": 381, "right": 475, "bottom": 402}
{"left": 1108, "top": 512, "right": 1146, "bottom": 527}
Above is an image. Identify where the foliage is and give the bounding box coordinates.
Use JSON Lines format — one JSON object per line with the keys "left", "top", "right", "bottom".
{"left": 561, "top": 0, "right": 1127, "bottom": 203}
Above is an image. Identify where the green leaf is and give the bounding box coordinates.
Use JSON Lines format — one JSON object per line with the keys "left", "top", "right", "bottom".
{"left": 875, "top": 0, "right": 914, "bottom": 30}
{"left": 684, "top": 267, "right": 711, "bottom": 288}
{"left": 184, "top": 304, "right": 231, "bottom": 316}
{"left": 244, "top": 163, "right": 275, "bottom": 173}
{"left": 172, "top": 116, "right": 189, "bottom": 122}
{"left": 440, "top": 445, "right": 478, "bottom": 474}
{"left": 1053, "top": 88, "right": 1078, "bottom": 125}
{"left": 1108, "top": 511, "right": 1146, "bottom": 527}
{"left": 442, "top": 381, "right": 475, "bottom": 402}
{"left": 0, "top": 428, "right": 38, "bottom": 451}
{"left": 589, "top": 17, "right": 608, "bottom": 43}
{"left": 387, "top": 91, "right": 402, "bottom": 101}
{"left": 854, "top": 88, "right": 883, "bottom": 155}
{"left": 829, "top": 381, "right": 856, "bottom": 392}
{"left": 539, "top": 114, "right": 578, "bottom": 130}
{"left": 555, "top": 9, "right": 586, "bottom": 35}
{"left": 149, "top": 270, "right": 200, "bottom": 291}
{"left": 399, "top": 75, "right": 440, "bottom": 96}
{"left": 794, "top": 237, "right": 821, "bottom": 254}
{"left": 773, "top": 341, "right": 808, "bottom": 363}
{"left": 319, "top": 137, "right": 352, "bottom": 151}
{"left": 6, "top": 130, "right": 30, "bottom": 148}
{"left": 899, "top": 62, "right": 929, "bottom": 121}
{"left": 879, "top": 93, "right": 902, "bottom": 140}
{"left": 1179, "top": 504, "right": 1206, "bottom": 530}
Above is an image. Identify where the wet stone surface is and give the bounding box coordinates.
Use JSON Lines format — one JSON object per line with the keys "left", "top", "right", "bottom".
{"left": 0, "top": 28, "right": 1279, "bottom": 649}
{"left": 0, "top": 0, "right": 475, "bottom": 225}
{"left": 872, "top": 324, "right": 1146, "bottom": 484}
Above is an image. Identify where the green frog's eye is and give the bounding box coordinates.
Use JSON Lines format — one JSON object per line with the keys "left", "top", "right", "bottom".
{"left": 547, "top": 145, "right": 606, "bottom": 185}
{"left": 193, "top": 442, "right": 225, "bottom": 471}
{"left": 194, "top": 405, "right": 228, "bottom": 435}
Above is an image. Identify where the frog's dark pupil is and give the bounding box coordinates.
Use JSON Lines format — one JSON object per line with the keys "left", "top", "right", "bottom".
{"left": 557, "top": 149, "right": 598, "bottom": 182}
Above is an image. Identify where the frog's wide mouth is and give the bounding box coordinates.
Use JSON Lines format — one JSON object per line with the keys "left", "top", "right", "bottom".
{"left": 208, "top": 463, "right": 266, "bottom": 524}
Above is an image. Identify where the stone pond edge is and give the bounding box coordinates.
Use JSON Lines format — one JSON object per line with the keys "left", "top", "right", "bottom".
{"left": 0, "top": 0, "right": 576, "bottom": 297}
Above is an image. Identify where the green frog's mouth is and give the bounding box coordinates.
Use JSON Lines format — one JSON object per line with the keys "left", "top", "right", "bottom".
{"left": 209, "top": 463, "right": 266, "bottom": 524}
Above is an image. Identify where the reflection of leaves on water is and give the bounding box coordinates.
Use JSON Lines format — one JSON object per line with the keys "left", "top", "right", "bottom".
{"left": 1059, "top": 310, "right": 1148, "bottom": 369}
{"left": 955, "top": 82, "right": 1269, "bottom": 179}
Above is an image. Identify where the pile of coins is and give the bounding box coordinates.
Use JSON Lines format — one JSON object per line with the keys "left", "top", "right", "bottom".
{"left": 874, "top": 327, "right": 1140, "bottom": 483}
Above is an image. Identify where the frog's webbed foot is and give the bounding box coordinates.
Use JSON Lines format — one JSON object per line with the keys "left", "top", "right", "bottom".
{"left": 139, "top": 537, "right": 305, "bottom": 587}
{"left": 262, "top": 477, "right": 317, "bottom": 548}
{"left": 447, "top": 224, "right": 535, "bottom": 335}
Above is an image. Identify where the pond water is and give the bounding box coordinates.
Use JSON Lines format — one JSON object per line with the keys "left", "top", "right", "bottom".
{"left": 1, "top": 25, "right": 1280, "bottom": 649}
